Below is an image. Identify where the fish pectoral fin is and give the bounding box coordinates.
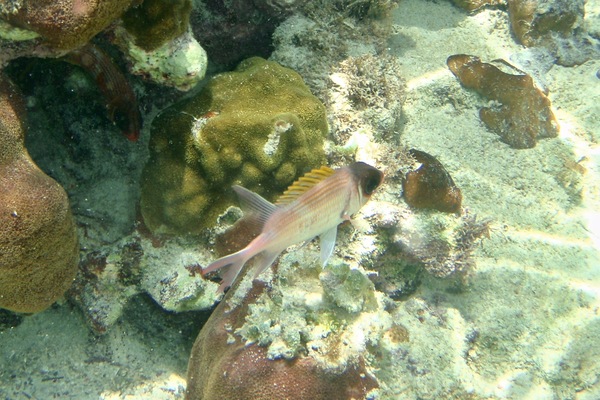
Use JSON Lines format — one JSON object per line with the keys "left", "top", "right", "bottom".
{"left": 233, "top": 185, "right": 278, "bottom": 228}
{"left": 319, "top": 227, "right": 338, "bottom": 266}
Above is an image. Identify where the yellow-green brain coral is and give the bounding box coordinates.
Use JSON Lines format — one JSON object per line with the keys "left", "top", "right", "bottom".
{"left": 141, "top": 57, "right": 328, "bottom": 234}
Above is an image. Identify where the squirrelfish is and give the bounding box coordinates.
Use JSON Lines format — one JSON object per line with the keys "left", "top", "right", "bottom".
{"left": 202, "top": 162, "right": 384, "bottom": 294}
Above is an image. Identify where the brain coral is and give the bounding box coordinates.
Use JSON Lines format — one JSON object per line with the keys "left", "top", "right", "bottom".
{"left": 140, "top": 57, "right": 328, "bottom": 234}
{"left": 0, "top": 75, "right": 79, "bottom": 313}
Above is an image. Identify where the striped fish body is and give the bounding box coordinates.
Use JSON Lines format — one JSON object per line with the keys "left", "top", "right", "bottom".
{"left": 257, "top": 167, "right": 362, "bottom": 254}
{"left": 202, "top": 162, "right": 383, "bottom": 294}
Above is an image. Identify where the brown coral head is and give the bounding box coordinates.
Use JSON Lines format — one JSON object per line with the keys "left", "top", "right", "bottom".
{"left": 186, "top": 344, "right": 378, "bottom": 400}
{"left": 0, "top": 75, "right": 79, "bottom": 313}
{"left": 402, "top": 149, "right": 462, "bottom": 214}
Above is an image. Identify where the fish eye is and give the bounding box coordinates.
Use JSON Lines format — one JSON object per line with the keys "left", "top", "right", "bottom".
{"left": 363, "top": 171, "right": 382, "bottom": 195}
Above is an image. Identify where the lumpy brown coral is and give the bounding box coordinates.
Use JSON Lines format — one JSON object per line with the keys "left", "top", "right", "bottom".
{"left": 0, "top": 75, "right": 79, "bottom": 313}
{"left": 507, "top": 0, "right": 584, "bottom": 47}
{"left": 447, "top": 54, "right": 559, "bottom": 149}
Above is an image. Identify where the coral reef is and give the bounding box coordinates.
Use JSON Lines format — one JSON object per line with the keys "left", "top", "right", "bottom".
{"left": 447, "top": 54, "right": 559, "bottom": 149}
{"left": 328, "top": 54, "right": 405, "bottom": 145}
{"left": 0, "top": 75, "right": 79, "bottom": 313}
{"left": 140, "top": 57, "right": 328, "bottom": 234}
{"left": 1, "top": 0, "right": 135, "bottom": 50}
{"left": 402, "top": 149, "right": 462, "bottom": 213}
{"left": 270, "top": 1, "right": 399, "bottom": 97}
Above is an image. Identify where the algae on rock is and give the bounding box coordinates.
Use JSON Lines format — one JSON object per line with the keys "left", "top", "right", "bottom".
{"left": 140, "top": 57, "right": 328, "bottom": 234}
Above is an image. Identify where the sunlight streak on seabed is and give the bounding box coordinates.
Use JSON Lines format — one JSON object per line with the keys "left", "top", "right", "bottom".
{"left": 406, "top": 67, "right": 450, "bottom": 91}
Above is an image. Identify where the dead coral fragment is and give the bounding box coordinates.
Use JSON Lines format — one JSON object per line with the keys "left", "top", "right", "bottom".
{"left": 402, "top": 149, "right": 462, "bottom": 214}
{"left": 447, "top": 54, "right": 559, "bottom": 149}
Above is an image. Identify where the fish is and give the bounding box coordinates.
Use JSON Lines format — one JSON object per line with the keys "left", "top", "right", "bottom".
{"left": 202, "top": 162, "right": 384, "bottom": 294}
{"left": 63, "top": 43, "right": 142, "bottom": 141}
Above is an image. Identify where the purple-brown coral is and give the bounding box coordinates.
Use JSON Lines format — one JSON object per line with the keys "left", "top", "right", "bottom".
{"left": 185, "top": 282, "right": 378, "bottom": 399}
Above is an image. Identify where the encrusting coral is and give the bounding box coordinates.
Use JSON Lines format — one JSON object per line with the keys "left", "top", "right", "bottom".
{"left": 0, "top": 75, "right": 79, "bottom": 313}
{"left": 447, "top": 54, "right": 559, "bottom": 149}
{"left": 140, "top": 57, "right": 328, "bottom": 234}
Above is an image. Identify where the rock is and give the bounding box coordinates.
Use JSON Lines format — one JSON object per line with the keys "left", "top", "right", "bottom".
{"left": 507, "top": 0, "right": 584, "bottom": 47}
{"left": 0, "top": 75, "right": 78, "bottom": 313}
{"left": 185, "top": 275, "right": 379, "bottom": 400}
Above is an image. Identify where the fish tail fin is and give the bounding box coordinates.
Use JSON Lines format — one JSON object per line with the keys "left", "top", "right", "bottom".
{"left": 202, "top": 249, "right": 251, "bottom": 294}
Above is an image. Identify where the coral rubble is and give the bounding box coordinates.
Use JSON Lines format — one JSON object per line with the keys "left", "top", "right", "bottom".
{"left": 140, "top": 57, "right": 328, "bottom": 234}
{"left": 447, "top": 54, "right": 559, "bottom": 149}
{"left": 0, "top": 75, "right": 78, "bottom": 313}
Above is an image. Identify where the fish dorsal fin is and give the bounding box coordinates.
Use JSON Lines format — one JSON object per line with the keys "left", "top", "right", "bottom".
{"left": 233, "top": 185, "right": 277, "bottom": 228}
{"left": 276, "top": 166, "right": 336, "bottom": 206}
